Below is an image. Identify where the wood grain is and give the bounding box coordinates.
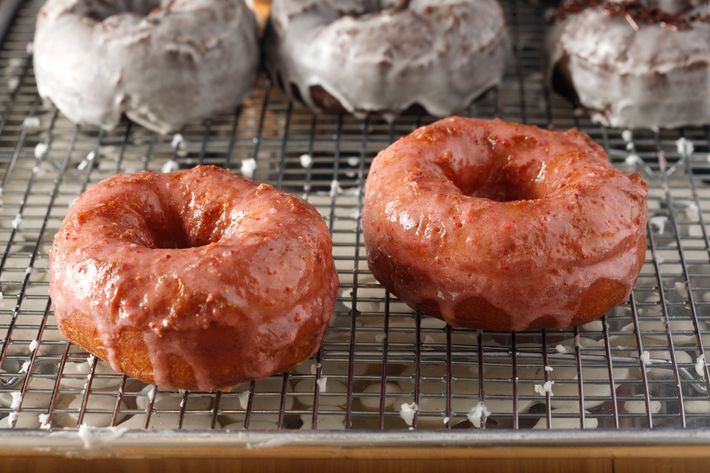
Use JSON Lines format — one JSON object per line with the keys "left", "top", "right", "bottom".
{"left": 0, "top": 445, "right": 709, "bottom": 473}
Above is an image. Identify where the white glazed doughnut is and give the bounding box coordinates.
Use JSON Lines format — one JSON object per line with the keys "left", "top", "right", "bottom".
{"left": 34, "top": 0, "right": 260, "bottom": 134}
{"left": 548, "top": 0, "right": 710, "bottom": 129}
{"left": 265, "top": 0, "right": 510, "bottom": 120}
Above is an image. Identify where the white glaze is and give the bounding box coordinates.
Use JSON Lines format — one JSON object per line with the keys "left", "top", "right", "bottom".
{"left": 22, "top": 117, "right": 40, "bottom": 129}
{"left": 34, "top": 0, "right": 259, "bottom": 134}
{"left": 266, "top": 0, "right": 509, "bottom": 118}
{"left": 548, "top": 1, "right": 710, "bottom": 129}
{"left": 299, "top": 154, "right": 313, "bottom": 169}
{"left": 676, "top": 137, "right": 695, "bottom": 156}
{"left": 399, "top": 401, "right": 418, "bottom": 426}
{"left": 34, "top": 143, "right": 48, "bottom": 159}
{"left": 534, "top": 380, "right": 555, "bottom": 397}
{"left": 466, "top": 401, "right": 491, "bottom": 428}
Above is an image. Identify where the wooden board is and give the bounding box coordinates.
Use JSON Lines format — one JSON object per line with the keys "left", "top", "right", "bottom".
{"left": 0, "top": 445, "right": 708, "bottom": 473}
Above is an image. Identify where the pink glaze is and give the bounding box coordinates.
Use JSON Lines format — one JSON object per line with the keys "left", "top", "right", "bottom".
{"left": 363, "top": 117, "right": 648, "bottom": 331}
{"left": 49, "top": 165, "right": 338, "bottom": 390}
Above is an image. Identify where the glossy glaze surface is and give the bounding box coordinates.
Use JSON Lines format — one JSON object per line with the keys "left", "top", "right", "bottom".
{"left": 265, "top": 0, "right": 509, "bottom": 120}
{"left": 363, "top": 117, "right": 648, "bottom": 331}
{"left": 49, "top": 166, "right": 339, "bottom": 390}
{"left": 34, "top": 0, "right": 259, "bottom": 134}
{"left": 547, "top": 0, "right": 710, "bottom": 128}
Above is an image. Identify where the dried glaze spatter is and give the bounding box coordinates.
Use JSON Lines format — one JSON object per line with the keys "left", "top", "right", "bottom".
{"left": 265, "top": 0, "right": 509, "bottom": 119}
{"left": 34, "top": 0, "right": 259, "bottom": 134}
{"left": 547, "top": 0, "right": 710, "bottom": 128}
{"left": 49, "top": 166, "right": 339, "bottom": 390}
{"left": 363, "top": 117, "right": 648, "bottom": 331}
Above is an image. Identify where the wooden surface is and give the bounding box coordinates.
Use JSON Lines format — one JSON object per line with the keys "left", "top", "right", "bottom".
{"left": 0, "top": 445, "right": 709, "bottom": 473}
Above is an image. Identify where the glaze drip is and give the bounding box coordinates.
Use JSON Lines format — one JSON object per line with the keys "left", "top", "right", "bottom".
{"left": 363, "top": 117, "right": 648, "bottom": 331}
{"left": 49, "top": 166, "right": 339, "bottom": 390}
{"left": 265, "top": 0, "right": 509, "bottom": 119}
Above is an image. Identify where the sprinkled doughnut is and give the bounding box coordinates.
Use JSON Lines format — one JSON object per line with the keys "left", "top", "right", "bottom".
{"left": 363, "top": 117, "right": 648, "bottom": 331}
{"left": 49, "top": 166, "right": 338, "bottom": 390}
{"left": 548, "top": 0, "right": 710, "bottom": 128}
{"left": 34, "top": 0, "right": 259, "bottom": 134}
{"left": 265, "top": 0, "right": 510, "bottom": 120}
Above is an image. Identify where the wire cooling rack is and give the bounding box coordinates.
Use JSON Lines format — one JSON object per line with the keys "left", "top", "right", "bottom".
{"left": 0, "top": 0, "right": 709, "bottom": 447}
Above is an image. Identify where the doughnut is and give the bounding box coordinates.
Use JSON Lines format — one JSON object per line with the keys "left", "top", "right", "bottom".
{"left": 34, "top": 0, "right": 259, "bottom": 134}
{"left": 49, "top": 166, "right": 338, "bottom": 390}
{"left": 265, "top": 0, "right": 509, "bottom": 119}
{"left": 547, "top": 0, "right": 710, "bottom": 129}
{"left": 363, "top": 117, "right": 648, "bottom": 331}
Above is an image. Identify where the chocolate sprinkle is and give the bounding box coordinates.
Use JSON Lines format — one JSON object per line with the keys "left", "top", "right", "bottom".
{"left": 555, "top": 0, "right": 709, "bottom": 31}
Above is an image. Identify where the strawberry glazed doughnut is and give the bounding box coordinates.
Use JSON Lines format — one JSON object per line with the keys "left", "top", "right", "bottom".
{"left": 363, "top": 117, "right": 648, "bottom": 331}
{"left": 49, "top": 166, "right": 338, "bottom": 390}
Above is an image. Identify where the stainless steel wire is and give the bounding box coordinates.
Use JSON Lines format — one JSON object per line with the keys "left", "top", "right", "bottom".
{"left": 0, "top": 0, "right": 708, "bottom": 436}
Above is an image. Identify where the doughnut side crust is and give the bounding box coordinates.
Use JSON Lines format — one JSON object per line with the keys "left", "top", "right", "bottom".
{"left": 265, "top": 0, "right": 510, "bottom": 118}
{"left": 363, "top": 117, "right": 648, "bottom": 331}
{"left": 34, "top": 0, "right": 260, "bottom": 134}
{"left": 548, "top": 4, "right": 710, "bottom": 129}
{"left": 49, "top": 166, "right": 338, "bottom": 390}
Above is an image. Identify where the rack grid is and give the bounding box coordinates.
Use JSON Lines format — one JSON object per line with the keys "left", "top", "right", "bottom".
{"left": 0, "top": 0, "right": 709, "bottom": 441}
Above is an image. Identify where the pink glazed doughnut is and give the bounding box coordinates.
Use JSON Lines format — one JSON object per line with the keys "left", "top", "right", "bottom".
{"left": 49, "top": 166, "right": 338, "bottom": 390}
{"left": 363, "top": 117, "right": 648, "bottom": 331}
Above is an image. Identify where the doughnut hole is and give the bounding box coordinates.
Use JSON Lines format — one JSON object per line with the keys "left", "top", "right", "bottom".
{"left": 81, "top": 0, "right": 161, "bottom": 22}
{"left": 148, "top": 195, "right": 228, "bottom": 249}
{"left": 411, "top": 125, "right": 550, "bottom": 202}
{"left": 81, "top": 179, "right": 229, "bottom": 250}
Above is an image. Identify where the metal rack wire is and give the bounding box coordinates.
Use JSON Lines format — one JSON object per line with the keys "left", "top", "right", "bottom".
{"left": 0, "top": 0, "right": 709, "bottom": 442}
